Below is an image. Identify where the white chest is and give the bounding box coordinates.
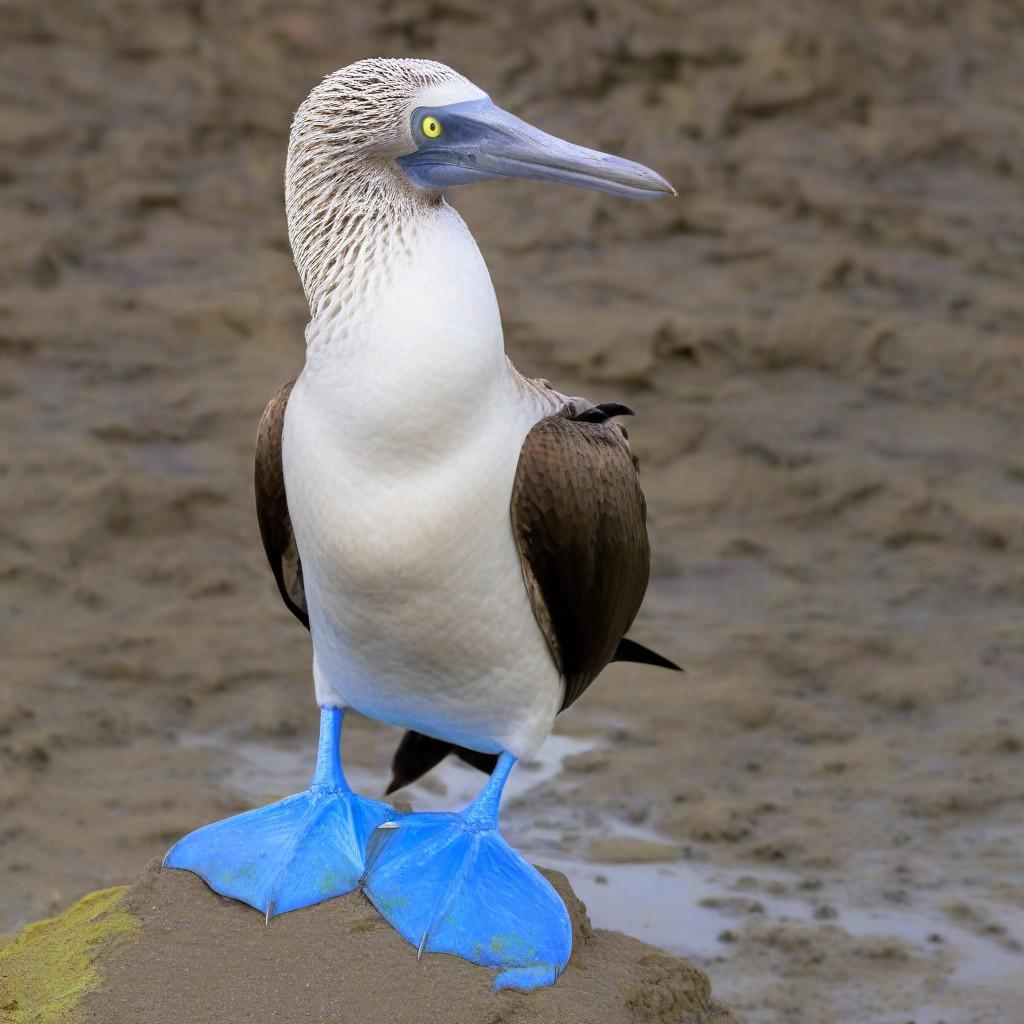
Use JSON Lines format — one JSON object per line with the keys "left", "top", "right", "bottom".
{"left": 281, "top": 206, "right": 564, "bottom": 759}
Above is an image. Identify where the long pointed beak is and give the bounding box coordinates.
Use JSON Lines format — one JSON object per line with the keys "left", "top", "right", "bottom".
{"left": 398, "top": 98, "right": 675, "bottom": 199}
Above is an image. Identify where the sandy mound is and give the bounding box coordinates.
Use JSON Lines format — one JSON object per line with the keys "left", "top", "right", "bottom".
{"left": 2, "top": 861, "right": 740, "bottom": 1024}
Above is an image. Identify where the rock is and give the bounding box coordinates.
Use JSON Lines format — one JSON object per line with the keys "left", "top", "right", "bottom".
{"left": 1, "top": 860, "right": 739, "bottom": 1024}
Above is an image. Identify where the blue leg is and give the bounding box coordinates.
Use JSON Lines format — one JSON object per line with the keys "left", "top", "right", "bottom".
{"left": 363, "top": 753, "right": 572, "bottom": 991}
{"left": 164, "top": 707, "right": 393, "bottom": 917}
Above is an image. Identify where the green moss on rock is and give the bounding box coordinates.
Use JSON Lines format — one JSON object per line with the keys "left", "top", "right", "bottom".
{"left": 0, "top": 887, "right": 137, "bottom": 1024}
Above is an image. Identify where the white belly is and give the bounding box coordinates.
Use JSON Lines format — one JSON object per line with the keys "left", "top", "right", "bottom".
{"left": 283, "top": 376, "right": 561, "bottom": 760}
{"left": 281, "top": 205, "right": 564, "bottom": 760}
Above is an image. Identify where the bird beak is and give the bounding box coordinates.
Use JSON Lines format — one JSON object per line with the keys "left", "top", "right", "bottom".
{"left": 398, "top": 97, "right": 676, "bottom": 199}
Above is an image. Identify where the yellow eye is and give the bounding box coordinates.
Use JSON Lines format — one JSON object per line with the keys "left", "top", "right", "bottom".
{"left": 422, "top": 116, "right": 442, "bottom": 139}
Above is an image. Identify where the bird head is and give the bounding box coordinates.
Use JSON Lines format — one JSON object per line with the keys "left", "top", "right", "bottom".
{"left": 286, "top": 59, "right": 673, "bottom": 309}
{"left": 289, "top": 58, "right": 674, "bottom": 200}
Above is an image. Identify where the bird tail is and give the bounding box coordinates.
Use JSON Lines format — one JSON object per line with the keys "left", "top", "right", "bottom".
{"left": 612, "top": 636, "right": 682, "bottom": 671}
{"left": 387, "top": 730, "right": 498, "bottom": 794}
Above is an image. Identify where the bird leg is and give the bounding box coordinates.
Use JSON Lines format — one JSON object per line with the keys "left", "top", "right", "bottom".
{"left": 363, "top": 751, "right": 572, "bottom": 991}
{"left": 164, "top": 707, "right": 393, "bottom": 917}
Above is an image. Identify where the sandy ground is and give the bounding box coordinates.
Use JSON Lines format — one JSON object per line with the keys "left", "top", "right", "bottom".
{"left": 2, "top": 1, "right": 1023, "bottom": 1021}
{"left": 75, "top": 863, "right": 735, "bottom": 1024}
{"left": 1, "top": 860, "right": 738, "bottom": 1023}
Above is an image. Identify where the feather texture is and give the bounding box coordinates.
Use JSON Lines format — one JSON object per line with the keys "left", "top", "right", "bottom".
{"left": 511, "top": 409, "right": 651, "bottom": 710}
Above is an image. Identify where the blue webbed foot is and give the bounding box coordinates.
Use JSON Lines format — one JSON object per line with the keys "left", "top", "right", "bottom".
{"left": 164, "top": 707, "right": 393, "bottom": 917}
{"left": 363, "top": 753, "right": 572, "bottom": 990}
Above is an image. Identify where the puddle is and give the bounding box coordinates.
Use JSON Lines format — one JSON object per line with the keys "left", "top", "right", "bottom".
{"left": 545, "top": 832, "right": 1023, "bottom": 993}
{"left": 546, "top": 855, "right": 731, "bottom": 956}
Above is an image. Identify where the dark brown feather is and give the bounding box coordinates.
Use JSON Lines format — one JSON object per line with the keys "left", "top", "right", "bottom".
{"left": 255, "top": 380, "right": 308, "bottom": 629}
{"left": 511, "top": 410, "right": 651, "bottom": 710}
{"left": 387, "top": 731, "right": 499, "bottom": 795}
{"left": 613, "top": 636, "right": 681, "bottom": 672}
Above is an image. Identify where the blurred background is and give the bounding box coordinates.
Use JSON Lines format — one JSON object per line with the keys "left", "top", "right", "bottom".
{"left": 2, "top": 2, "right": 1023, "bottom": 1021}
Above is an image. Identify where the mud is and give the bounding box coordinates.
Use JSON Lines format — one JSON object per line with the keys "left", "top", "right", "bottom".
{"left": 2, "top": 1, "right": 1023, "bottom": 1022}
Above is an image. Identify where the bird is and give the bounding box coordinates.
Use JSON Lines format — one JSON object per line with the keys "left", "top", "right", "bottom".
{"left": 165, "top": 58, "right": 677, "bottom": 991}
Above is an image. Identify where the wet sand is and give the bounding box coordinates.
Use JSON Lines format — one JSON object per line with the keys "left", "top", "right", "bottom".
{"left": 2, "top": 1, "right": 1023, "bottom": 1021}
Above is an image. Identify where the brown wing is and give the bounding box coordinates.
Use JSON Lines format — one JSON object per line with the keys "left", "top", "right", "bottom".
{"left": 511, "top": 408, "right": 651, "bottom": 710}
{"left": 255, "top": 380, "right": 308, "bottom": 628}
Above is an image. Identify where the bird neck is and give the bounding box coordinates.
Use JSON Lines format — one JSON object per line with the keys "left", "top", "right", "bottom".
{"left": 287, "top": 154, "right": 415, "bottom": 317}
{"left": 294, "top": 183, "right": 510, "bottom": 441}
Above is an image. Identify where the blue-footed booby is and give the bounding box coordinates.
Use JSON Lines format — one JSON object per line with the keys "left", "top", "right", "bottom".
{"left": 165, "top": 58, "right": 677, "bottom": 991}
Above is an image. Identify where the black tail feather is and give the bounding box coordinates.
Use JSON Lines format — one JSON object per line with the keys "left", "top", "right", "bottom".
{"left": 613, "top": 636, "right": 682, "bottom": 672}
{"left": 574, "top": 402, "right": 636, "bottom": 424}
{"left": 387, "top": 730, "right": 499, "bottom": 794}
